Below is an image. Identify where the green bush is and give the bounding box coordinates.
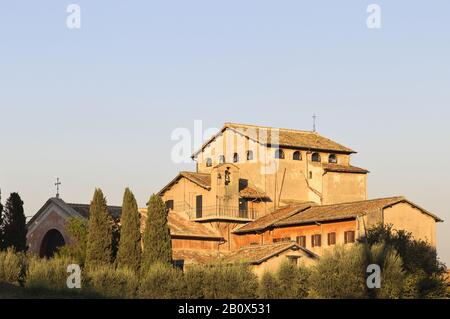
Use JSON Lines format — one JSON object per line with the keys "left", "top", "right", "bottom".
{"left": 0, "top": 248, "right": 26, "bottom": 284}
{"left": 258, "top": 271, "right": 280, "bottom": 299}
{"left": 26, "top": 255, "right": 75, "bottom": 292}
{"left": 201, "top": 263, "right": 258, "bottom": 299}
{"left": 276, "top": 261, "right": 310, "bottom": 299}
{"left": 58, "top": 218, "right": 88, "bottom": 266}
{"left": 139, "top": 262, "right": 185, "bottom": 299}
{"left": 308, "top": 243, "right": 405, "bottom": 299}
{"left": 86, "top": 266, "right": 138, "bottom": 298}
{"left": 184, "top": 265, "right": 207, "bottom": 299}
{"left": 309, "top": 245, "right": 367, "bottom": 299}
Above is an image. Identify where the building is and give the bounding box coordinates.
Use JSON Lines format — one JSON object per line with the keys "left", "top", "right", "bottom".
{"left": 27, "top": 123, "right": 443, "bottom": 274}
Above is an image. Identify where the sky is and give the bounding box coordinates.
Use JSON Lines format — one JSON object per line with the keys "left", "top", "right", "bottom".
{"left": 0, "top": 1, "right": 449, "bottom": 263}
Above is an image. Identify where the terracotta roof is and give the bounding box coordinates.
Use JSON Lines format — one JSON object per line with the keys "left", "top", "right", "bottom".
{"left": 221, "top": 242, "right": 317, "bottom": 265}
{"left": 277, "top": 196, "right": 443, "bottom": 226}
{"left": 172, "top": 249, "right": 226, "bottom": 264}
{"left": 322, "top": 164, "right": 369, "bottom": 174}
{"left": 192, "top": 123, "right": 355, "bottom": 158}
{"left": 139, "top": 209, "right": 223, "bottom": 239}
{"left": 158, "top": 171, "right": 211, "bottom": 195}
{"left": 234, "top": 197, "right": 443, "bottom": 234}
{"left": 239, "top": 185, "right": 270, "bottom": 199}
{"left": 233, "top": 202, "right": 316, "bottom": 234}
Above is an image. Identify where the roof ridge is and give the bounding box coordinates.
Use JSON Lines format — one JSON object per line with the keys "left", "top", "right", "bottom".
{"left": 225, "top": 122, "right": 315, "bottom": 134}
{"left": 311, "top": 196, "right": 405, "bottom": 208}
{"left": 181, "top": 171, "right": 210, "bottom": 175}
{"left": 66, "top": 202, "right": 123, "bottom": 209}
{"left": 237, "top": 241, "right": 296, "bottom": 250}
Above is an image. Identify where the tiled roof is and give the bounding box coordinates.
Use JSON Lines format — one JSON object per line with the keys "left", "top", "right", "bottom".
{"left": 322, "top": 164, "right": 369, "bottom": 174}
{"left": 158, "top": 171, "right": 211, "bottom": 195}
{"left": 172, "top": 249, "right": 226, "bottom": 264}
{"left": 277, "top": 197, "right": 406, "bottom": 226}
{"left": 67, "top": 203, "right": 122, "bottom": 220}
{"left": 139, "top": 209, "right": 223, "bottom": 239}
{"left": 221, "top": 242, "right": 317, "bottom": 265}
{"left": 234, "top": 202, "right": 316, "bottom": 234}
{"left": 234, "top": 196, "right": 443, "bottom": 234}
{"left": 239, "top": 185, "right": 270, "bottom": 199}
{"left": 192, "top": 123, "right": 355, "bottom": 158}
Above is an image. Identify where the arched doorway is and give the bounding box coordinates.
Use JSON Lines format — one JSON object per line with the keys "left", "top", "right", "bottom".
{"left": 39, "top": 229, "right": 65, "bottom": 258}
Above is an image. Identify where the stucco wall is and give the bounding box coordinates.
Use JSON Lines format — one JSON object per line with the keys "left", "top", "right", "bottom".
{"left": 233, "top": 220, "right": 357, "bottom": 256}
{"left": 250, "top": 249, "right": 317, "bottom": 277}
{"left": 383, "top": 202, "right": 437, "bottom": 246}
{"left": 323, "top": 172, "right": 367, "bottom": 204}
{"left": 195, "top": 128, "right": 364, "bottom": 209}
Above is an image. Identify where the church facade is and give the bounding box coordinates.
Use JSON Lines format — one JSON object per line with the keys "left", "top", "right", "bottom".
{"left": 27, "top": 123, "right": 443, "bottom": 274}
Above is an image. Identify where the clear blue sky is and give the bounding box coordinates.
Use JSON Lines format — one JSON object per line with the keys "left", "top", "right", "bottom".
{"left": 0, "top": 1, "right": 449, "bottom": 263}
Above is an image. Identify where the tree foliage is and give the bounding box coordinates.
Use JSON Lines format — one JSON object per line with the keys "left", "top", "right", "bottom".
{"left": 365, "top": 224, "right": 447, "bottom": 298}
{"left": 0, "top": 193, "right": 27, "bottom": 252}
{"left": 116, "top": 188, "right": 141, "bottom": 272}
{"left": 58, "top": 218, "right": 88, "bottom": 266}
{"left": 141, "top": 194, "right": 172, "bottom": 271}
{"left": 85, "top": 189, "right": 114, "bottom": 268}
{"left": 276, "top": 261, "right": 310, "bottom": 298}
{"left": 308, "top": 243, "right": 404, "bottom": 299}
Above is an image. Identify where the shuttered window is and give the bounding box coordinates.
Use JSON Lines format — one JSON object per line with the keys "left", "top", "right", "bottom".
{"left": 327, "top": 232, "right": 336, "bottom": 245}
{"left": 311, "top": 234, "right": 321, "bottom": 247}
{"left": 296, "top": 236, "right": 306, "bottom": 248}
{"left": 344, "top": 231, "right": 355, "bottom": 244}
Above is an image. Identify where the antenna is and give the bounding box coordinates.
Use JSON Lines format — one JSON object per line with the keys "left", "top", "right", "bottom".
{"left": 55, "top": 177, "right": 61, "bottom": 198}
{"left": 312, "top": 114, "right": 317, "bottom": 132}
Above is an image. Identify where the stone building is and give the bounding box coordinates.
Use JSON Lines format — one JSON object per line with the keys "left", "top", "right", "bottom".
{"left": 27, "top": 122, "right": 443, "bottom": 273}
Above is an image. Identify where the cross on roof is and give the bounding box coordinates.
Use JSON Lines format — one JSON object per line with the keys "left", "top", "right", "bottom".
{"left": 55, "top": 178, "right": 61, "bottom": 198}
{"left": 312, "top": 114, "right": 317, "bottom": 132}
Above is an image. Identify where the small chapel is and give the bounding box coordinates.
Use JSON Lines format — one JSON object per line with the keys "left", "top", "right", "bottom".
{"left": 26, "top": 123, "right": 443, "bottom": 275}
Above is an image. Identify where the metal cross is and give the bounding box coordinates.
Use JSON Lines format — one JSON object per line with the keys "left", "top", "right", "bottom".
{"left": 55, "top": 178, "right": 61, "bottom": 198}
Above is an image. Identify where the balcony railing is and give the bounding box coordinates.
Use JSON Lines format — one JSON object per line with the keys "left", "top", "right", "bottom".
{"left": 168, "top": 201, "right": 260, "bottom": 220}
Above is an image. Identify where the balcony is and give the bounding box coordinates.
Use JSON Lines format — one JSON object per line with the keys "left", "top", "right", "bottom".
{"left": 168, "top": 201, "right": 260, "bottom": 221}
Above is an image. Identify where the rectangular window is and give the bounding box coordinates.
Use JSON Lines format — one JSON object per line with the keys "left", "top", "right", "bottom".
{"left": 327, "top": 232, "right": 336, "bottom": 245}
{"left": 311, "top": 234, "right": 321, "bottom": 247}
{"left": 165, "top": 200, "right": 174, "bottom": 210}
{"left": 195, "top": 195, "right": 203, "bottom": 218}
{"left": 344, "top": 231, "right": 355, "bottom": 244}
{"left": 296, "top": 236, "right": 306, "bottom": 248}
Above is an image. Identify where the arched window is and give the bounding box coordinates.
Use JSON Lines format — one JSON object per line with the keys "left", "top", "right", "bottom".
{"left": 293, "top": 151, "right": 302, "bottom": 161}
{"left": 328, "top": 154, "right": 337, "bottom": 164}
{"left": 233, "top": 153, "right": 239, "bottom": 163}
{"left": 205, "top": 158, "right": 212, "bottom": 167}
{"left": 311, "top": 152, "right": 321, "bottom": 162}
{"left": 246, "top": 150, "right": 254, "bottom": 161}
{"left": 274, "top": 149, "right": 285, "bottom": 159}
{"left": 218, "top": 155, "right": 225, "bottom": 164}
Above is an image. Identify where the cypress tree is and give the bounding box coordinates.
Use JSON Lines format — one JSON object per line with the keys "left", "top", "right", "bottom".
{"left": 85, "top": 188, "right": 113, "bottom": 268}
{"left": 1, "top": 193, "right": 27, "bottom": 252}
{"left": 116, "top": 188, "right": 142, "bottom": 272}
{"left": 0, "top": 192, "right": 4, "bottom": 249}
{"left": 141, "top": 194, "right": 172, "bottom": 271}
